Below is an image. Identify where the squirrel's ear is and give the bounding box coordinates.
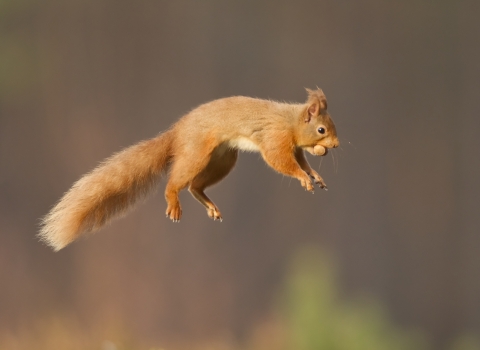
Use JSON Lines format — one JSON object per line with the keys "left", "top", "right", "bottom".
{"left": 305, "top": 88, "right": 327, "bottom": 120}
{"left": 307, "top": 101, "right": 319, "bottom": 120}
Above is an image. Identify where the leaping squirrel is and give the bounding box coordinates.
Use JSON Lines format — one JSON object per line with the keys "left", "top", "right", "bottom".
{"left": 40, "top": 88, "right": 339, "bottom": 251}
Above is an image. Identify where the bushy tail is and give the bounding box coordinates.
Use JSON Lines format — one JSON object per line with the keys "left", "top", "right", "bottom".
{"left": 39, "top": 130, "right": 174, "bottom": 251}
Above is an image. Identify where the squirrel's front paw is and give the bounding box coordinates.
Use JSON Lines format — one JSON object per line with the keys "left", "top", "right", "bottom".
{"left": 299, "top": 173, "right": 315, "bottom": 193}
{"left": 309, "top": 170, "right": 328, "bottom": 190}
{"left": 166, "top": 204, "right": 182, "bottom": 222}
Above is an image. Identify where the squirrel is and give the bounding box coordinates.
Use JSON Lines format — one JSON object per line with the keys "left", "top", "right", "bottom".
{"left": 39, "top": 88, "right": 339, "bottom": 251}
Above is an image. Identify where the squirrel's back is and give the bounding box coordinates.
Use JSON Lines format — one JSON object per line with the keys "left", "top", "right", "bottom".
{"left": 178, "top": 96, "right": 302, "bottom": 143}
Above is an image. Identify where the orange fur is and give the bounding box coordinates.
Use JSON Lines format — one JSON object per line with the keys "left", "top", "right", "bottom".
{"left": 40, "top": 89, "right": 339, "bottom": 250}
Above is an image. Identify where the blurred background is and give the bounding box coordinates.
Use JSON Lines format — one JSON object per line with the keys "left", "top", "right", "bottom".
{"left": 1, "top": 1, "right": 479, "bottom": 349}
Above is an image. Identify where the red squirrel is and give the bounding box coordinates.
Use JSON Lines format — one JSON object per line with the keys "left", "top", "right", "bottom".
{"left": 40, "top": 88, "right": 339, "bottom": 250}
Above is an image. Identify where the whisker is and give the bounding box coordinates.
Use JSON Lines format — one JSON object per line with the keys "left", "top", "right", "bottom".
{"left": 335, "top": 149, "right": 339, "bottom": 173}
{"left": 331, "top": 149, "right": 336, "bottom": 174}
{"left": 331, "top": 149, "right": 335, "bottom": 174}
{"left": 317, "top": 155, "right": 323, "bottom": 171}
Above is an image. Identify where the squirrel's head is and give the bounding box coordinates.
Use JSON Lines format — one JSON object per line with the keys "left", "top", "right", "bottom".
{"left": 298, "top": 88, "right": 339, "bottom": 156}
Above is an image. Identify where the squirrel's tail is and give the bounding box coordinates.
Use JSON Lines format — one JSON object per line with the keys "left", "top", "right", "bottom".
{"left": 39, "top": 130, "right": 174, "bottom": 251}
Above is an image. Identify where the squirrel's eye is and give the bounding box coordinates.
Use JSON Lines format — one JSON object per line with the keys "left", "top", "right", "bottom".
{"left": 317, "top": 127, "right": 326, "bottom": 134}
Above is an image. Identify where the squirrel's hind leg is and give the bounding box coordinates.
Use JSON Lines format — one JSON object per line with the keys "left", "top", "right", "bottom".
{"left": 189, "top": 146, "right": 238, "bottom": 221}
{"left": 165, "top": 149, "right": 215, "bottom": 222}
{"left": 165, "top": 140, "right": 235, "bottom": 222}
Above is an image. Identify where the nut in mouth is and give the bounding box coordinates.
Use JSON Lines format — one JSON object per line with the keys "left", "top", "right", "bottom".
{"left": 304, "top": 145, "right": 328, "bottom": 156}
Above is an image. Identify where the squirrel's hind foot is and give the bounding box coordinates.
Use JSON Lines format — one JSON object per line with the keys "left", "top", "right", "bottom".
{"left": 207, "top": 207, "right": 223, "bottom": 222}
{"left": 166, "top": 203, "right": 182, "bottom": 222}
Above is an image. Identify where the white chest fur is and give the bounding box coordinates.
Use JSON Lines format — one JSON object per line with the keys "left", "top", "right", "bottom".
{"left": 228, "top": 137, "right": 260, "bottom": 152}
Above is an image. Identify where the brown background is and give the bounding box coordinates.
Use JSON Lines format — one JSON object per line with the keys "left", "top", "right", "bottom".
{"left": 1, "top": 0, "right": 479, "bottom": 348}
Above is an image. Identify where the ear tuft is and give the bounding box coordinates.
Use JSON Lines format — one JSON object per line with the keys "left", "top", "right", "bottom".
{"left": 305, "top": 87, "right": 327, "bottom": 113}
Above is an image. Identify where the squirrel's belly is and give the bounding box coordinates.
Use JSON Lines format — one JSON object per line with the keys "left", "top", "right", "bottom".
{"left": 228, "top": 137, "right": 260, "bottom": 152}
